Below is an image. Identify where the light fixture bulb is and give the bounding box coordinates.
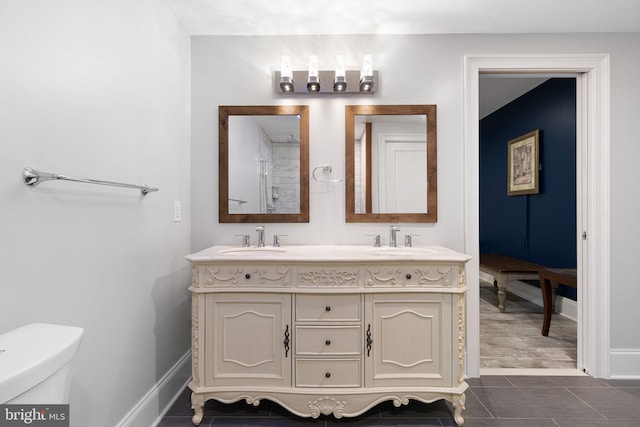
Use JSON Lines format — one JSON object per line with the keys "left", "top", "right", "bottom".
{"left": 279, "top": 55, "right": 295, "bottom": 93}
{"left": 333, "top": 55, "right": 347, "bottom": 92}
{"left": 307, "top": 55, "right": 320, "bottom": 92}
{"left": 360, "top": 54, "right": 374, "bottom": 92}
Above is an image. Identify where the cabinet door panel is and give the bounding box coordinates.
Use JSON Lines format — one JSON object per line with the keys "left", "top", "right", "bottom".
{"left": 365, "top": 294, "right": 452, "bottom": 387}
{"left": 205, "top": 293, "right": 291, "bottom": 387}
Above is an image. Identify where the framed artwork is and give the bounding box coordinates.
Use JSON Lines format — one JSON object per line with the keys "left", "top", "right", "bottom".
{"left": 507, "top": 129, "right": 539, "bottom": 196}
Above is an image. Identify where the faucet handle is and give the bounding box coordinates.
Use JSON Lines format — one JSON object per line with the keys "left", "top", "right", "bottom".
{"left": 404, "top": 234, "right": 420, "bottom": 248}
{"left": 366, "top": 234, "right": 381, "bottom": 247}
{"left": 235, "top": 234, "right": 250, "bottom": 247}
{"left": 273, "top": 234, "right": 287, "bottom": 247}
{"left": 256, "top": 225, "right": 265, "bottom": 232}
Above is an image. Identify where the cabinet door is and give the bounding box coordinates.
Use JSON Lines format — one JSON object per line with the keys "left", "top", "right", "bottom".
{"left": 365, "top": 293, "right": 452, "bottom": 387}
{"left": 205, "top": 293, "right": 291, "bottom": 387}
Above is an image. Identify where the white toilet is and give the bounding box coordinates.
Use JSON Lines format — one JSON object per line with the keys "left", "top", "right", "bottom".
{"left": 0, "top": 323, "right": 84, "bottom": 404}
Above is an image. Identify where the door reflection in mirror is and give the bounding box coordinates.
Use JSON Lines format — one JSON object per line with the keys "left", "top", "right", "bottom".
{"left": 354, "top": 115, "right": 427, "bottom": 214}
{"left": 345, "top": 105, "right": 437, "bottom": 223}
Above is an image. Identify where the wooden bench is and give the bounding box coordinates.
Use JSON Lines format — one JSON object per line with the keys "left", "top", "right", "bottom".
{"left": 539, "top": 268, "right": 577, "bottom": 336}
{"left": 479, "top": 254, "right": 543, "bottom": 313}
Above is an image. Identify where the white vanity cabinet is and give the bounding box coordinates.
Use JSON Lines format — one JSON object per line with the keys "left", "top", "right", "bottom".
{"left": 187, "top": 245, "right": 470, "bottom": 426}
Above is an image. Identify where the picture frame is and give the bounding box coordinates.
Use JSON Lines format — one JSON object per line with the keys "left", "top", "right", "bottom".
{"left": 507, "top": 129, "right": 539, "bottom": 196}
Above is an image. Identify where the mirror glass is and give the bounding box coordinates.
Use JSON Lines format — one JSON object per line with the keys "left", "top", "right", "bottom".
{"left": 219, "top": 105, "right": 309, "bottom": 223}
{"left": 345, "top": 105, "right": 437, "bottom": 223}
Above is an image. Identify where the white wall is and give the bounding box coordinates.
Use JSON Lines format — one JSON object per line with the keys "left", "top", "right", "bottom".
{"left": 0, "top": 0, "right": 191, "bottom": 425}
{"left": 192, "top": 33, "right": 640, "bottom": 376}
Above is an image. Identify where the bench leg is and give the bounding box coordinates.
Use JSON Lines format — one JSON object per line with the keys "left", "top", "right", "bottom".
{"left": 541, "top": 277, "right": 553, "bottom": 336}
{"left": 497, "top": 275, "right": 506, "bottom": 312}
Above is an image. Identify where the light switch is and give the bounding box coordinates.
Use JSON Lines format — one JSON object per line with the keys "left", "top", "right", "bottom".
{"left": 174, "top": 200, "right": 182, "bottom": 222}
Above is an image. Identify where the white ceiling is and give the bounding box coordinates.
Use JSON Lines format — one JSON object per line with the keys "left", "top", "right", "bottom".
{"left": 479, "top": 77, "right": 550, "bottom": 119}
{"left": 166, "top": 0, "right": 640, "bottom": 35}
{"left": 168, "top": 0, "right": 636, "bottom": 120}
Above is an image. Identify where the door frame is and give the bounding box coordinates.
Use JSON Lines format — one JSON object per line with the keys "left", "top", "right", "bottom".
{"left": 463, "top": 54, "right": 610, "bottom": 378}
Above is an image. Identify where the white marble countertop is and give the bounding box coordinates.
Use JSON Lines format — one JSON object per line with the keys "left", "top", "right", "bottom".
{"left": 186, "top": 245, "right": 471, "bottom": 263}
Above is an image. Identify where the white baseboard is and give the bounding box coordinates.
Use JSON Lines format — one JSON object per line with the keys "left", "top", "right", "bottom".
{"left": 480, "top": 368, "right": 587, "bottom": 376}
{"left": 480, "top": 273, "right": 577, "bottom": 321}
{"left": 609, "top": 349, "right": 640, "bottom": 379}
{"left": 116, "top": 350, "right": 192, "bottom": 427}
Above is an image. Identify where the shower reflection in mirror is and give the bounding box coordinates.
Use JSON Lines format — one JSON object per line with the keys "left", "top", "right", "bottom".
{"left": 228, "top": 115, "right": 301, "bottom": 215}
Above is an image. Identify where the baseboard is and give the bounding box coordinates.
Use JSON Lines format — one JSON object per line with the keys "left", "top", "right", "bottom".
{"left": 116, "top": 350, "right": 192, "bottom": 427}
{"left": 480, "top": 274, "right": 577, "bottom": 322}
{"left": 480, "top": 368, "right": 587, "bottom": 376}
{"left": 609, "top": 349, "right": 640, "bottom": 379}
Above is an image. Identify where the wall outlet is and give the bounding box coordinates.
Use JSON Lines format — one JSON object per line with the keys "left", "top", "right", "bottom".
{"left": 174, "top": 200, "right": 182, "bottom": 222}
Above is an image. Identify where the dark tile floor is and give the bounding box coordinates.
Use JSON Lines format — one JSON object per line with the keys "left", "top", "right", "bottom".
{"left": 159, "top": 376, "right": 640, "bottom": 426}
{"left": 160, "top": 283, "right": 625, "bottom": 426}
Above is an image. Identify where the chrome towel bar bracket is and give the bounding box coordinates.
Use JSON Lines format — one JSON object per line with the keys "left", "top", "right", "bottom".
{"left": 23, "top": 167, "right": 159, "bottom": 196}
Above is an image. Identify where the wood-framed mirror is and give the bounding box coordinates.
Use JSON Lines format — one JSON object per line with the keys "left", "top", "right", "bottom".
{"left": 219, "top": 105, "right": 309, "bottom": 223}
{"left": 345, "top": 105, "right": 437, "bottom": 223}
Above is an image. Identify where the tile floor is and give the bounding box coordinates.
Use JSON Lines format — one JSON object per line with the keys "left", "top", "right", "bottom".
{"left": 479, "top": 280, "right": 577, "bottom": 369}
{"left": 160, "top": 284, "right": 638, "bottom": 426}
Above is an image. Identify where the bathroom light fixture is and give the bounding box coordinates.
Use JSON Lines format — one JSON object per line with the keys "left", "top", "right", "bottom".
{"left": 359, "top": 54, "right": 374, "bottom": 92}
{"left": 333, "top": 55, "right": 347, "bottom": 92}
{"left": 306, "top": 55, "right": 320, "bottom": 92}
{"left": 275, "top": 55, "right": 378, "bottom": 94}
{"left": 279, "top": 55, "right": 294, "bottom": 93}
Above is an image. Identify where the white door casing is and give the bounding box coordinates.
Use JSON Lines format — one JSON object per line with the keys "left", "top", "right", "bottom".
{"left": 463, "top": 54, "right": 610, "bottom": 378}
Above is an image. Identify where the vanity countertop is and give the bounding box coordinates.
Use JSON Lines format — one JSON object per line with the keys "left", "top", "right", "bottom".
{"left": 185, "top": 245, "right": 471, "bottom": 263}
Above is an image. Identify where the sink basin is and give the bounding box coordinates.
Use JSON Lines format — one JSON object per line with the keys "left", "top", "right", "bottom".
{"left": 368, "top": 247, "right": 439, "bottom": 256}
{"left": 218, "top": 247, "right": 286, "bottom": 256}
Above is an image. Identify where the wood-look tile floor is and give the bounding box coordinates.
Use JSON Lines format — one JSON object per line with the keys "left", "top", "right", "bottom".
{"left": 479, "top": 280, "right": 577, "bottom": 369}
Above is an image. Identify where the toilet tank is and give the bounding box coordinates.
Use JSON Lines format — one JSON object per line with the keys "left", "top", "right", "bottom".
{"left": 0, "top": 323, "right": 84, "bottom": 404}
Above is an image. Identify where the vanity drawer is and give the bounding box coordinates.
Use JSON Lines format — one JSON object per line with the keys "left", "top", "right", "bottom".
{"left": 364, "top": 265, "right": 454, "bottom": 288}
{"left": 295, "top": 359, "right": 361, "bottom": 387}
{"left": 295, "top": 326, "right": 361, "bottom": 356}
{"left": 296, "top": 294, "right": 361, "bottom": 322}
{"left": 202, "top": 265, "right": 292, "bottom": 287}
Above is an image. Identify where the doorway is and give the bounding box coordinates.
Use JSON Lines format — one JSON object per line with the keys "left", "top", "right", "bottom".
{"left": 463, "top": 54, "right": 611, "bottom": 378}
{"left": 478, "top": 76, "right": 578, "bottom": 371}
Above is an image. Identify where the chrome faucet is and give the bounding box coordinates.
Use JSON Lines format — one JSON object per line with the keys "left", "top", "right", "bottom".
{"left": 256, "top": 226, "right": 265, "bottom": 247}
{"left": 389, "top": 225, "right": 400, "bottom": 247}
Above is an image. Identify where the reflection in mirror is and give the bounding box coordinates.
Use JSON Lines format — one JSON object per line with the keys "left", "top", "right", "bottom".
{"left": 219, "top": 106, "right": 309, "bottom": 223}
{"left": 346, "top": 105, "right": 437, "bottom": 223}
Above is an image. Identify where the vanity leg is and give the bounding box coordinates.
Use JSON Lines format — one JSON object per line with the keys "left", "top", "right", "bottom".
{"left": 191, "top": 392, "right": 204, "bottom": 425}
{"left": 452, "top": 393, "right": 466, "bottom": 426}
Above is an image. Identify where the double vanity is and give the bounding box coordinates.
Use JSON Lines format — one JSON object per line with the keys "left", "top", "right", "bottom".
{"left": 186, "top": 244, "right": 470, "bottom": 425}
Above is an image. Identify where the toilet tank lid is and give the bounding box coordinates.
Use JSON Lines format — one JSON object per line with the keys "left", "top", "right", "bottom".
{"left": 0, "top": 323, "right": 84, "bottom": 402}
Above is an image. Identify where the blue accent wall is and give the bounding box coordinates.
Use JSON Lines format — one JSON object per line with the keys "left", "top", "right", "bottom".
{"left": 480, "top": 78, "right": 577, "bottom": 299}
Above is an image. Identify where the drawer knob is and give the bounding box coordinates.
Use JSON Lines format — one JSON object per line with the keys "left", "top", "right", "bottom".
{"left": 406, "top": 273, "right": 412, "bottom": 279}
{"left": 325, "top": 306, "right": 331, "bottom": 312}
{"left": 325, "top": 372, "right": 331, "bottom": 378}
{"left": 245, "top": 273, "right": 251, "bottom": 279}
{"left": 325, "top": 340, "right": 331, "bottom": 345}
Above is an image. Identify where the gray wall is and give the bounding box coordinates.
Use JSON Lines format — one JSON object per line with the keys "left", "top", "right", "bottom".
{"left": 192, "top": 33, "right": 640, "bottom": 375}
{"left": 0, "top": 0, "right": 192, "bottom": 425}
